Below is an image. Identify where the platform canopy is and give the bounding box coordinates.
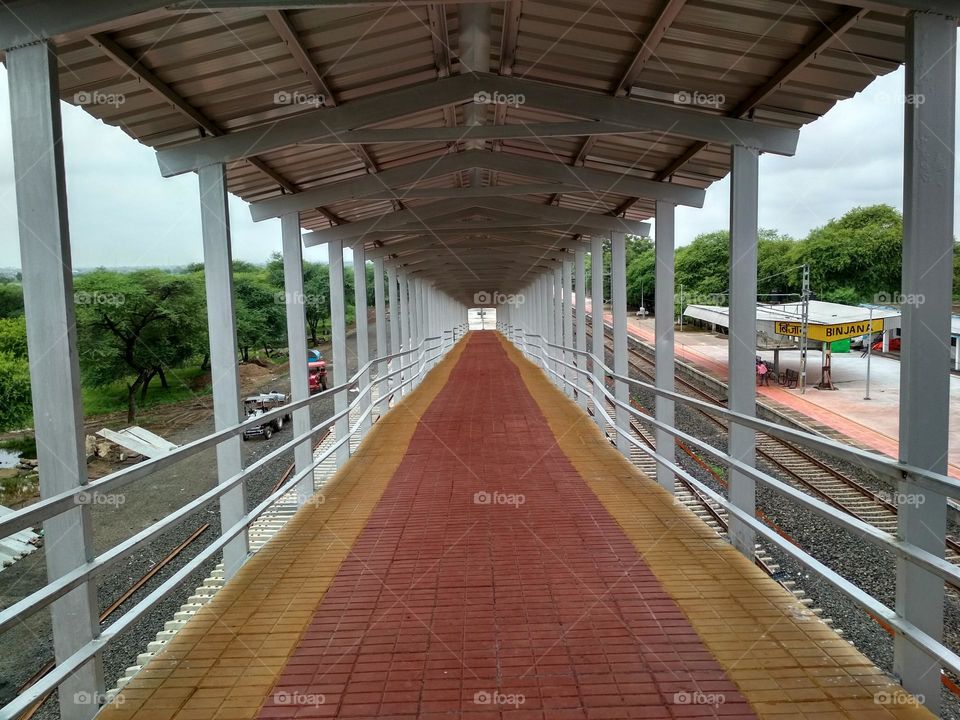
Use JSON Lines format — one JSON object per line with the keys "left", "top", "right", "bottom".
{"left": 0, "top": 0, "right": 943, "bottom": 303}
{"left": 685, "top": 300, "right": 903, "bottom": 346}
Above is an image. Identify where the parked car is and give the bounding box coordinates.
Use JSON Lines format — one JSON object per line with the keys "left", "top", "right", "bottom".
{"left": 242, "top": 392, "right": 291, "bottom": 441}
{"left": 308, "top": 349, "right": 328, "bottom": 392}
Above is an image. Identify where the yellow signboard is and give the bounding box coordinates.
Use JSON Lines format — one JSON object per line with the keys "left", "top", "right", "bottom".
{"left": 773, "top": 319, "right": 883, "bottom": 343}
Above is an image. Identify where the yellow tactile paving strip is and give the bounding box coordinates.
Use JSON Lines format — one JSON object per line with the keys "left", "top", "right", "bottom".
{"left": 97, "top": 339, "right": 468, "bottom": 720}
{"left": 499, "top": 335, "right": 933, "bottom": 720}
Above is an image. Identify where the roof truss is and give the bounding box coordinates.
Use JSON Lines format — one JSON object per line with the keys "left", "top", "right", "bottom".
{"left": 157, "top": 72, "right": 799, "bottom": 177}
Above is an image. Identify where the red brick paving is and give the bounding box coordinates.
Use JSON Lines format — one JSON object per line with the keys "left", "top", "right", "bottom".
{"left": 258, "top": 332, "right": 755, "bottom": 719}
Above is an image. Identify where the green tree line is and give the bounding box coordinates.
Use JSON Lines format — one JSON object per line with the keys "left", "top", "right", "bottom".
{"left": 0, "top": 256, "right": 380, "bottom": 427}
{"left": 588, "top": 205, "right": 960, "bottom": 314}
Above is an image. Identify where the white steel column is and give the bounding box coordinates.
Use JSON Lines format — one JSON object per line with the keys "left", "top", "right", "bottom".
{"left": 281, "top": 213, "right": 313, "bottom": 505}
{"left": 611, "top": 232, "right": 630, "bottom": 456}
{"left": 7, "top": 41, "right": 103, "bottom": 719}
{"left": 411, "top": 278, "right": 422, "bottom": 385}
{"left": 728, "top": 145, "right": 759, "bottom": 560}
{"left": 199, "top": 164, "right": 249, "bottom": 578}
{"left": 895, "top": 11, "right": 955, "bottom": 712}
{"left": 553, "top": 266, "right": 562, "bottom": 386}
{"left": 563, "top": 257, "right": 574, "bottom": 397}
{"left": 352, "top": 242, "right": 370, "bottom": 435}
{"left": 387, "top": 264, "right": 400, "bottom": 393}
{"left": 373, "top": 257, "right": 387, "bottom": 408}
{"left": 575, "top": 247, "right": 588, "bottom": 409}
{"left": 654, "top": 201, "right": 676, "bottom": 493}
{"left": 329, "top": 239, "right": 349, "bottom": 466}
{"left": 399, "top": 271, "right": 411, "bottom": 395}
{"left": 591, "top": 236, "right": 605, "bottom": 432}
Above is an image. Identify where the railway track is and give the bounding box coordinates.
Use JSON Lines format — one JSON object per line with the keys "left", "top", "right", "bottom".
{"left": 586, "top": 385, "right": 834, "bottom": 626}
{"left": 584, "top": 323, "right": 960, "bottom": 573}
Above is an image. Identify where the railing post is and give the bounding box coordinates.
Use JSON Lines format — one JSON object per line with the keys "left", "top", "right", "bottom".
{"left": 329, "top": 239, "right": 350, "bottom": 467}
{"left": 611, "top": 232, "right": 630, "bottom": 457}
{"left": 575, "top": 247, "right": 588, "bottom": 410}
{"left": 352, "top": 241, "right": 371, "bottom": 437}
{"left": 373, "top": 257, "right": 388, "bottom": 413}
{"left": 654, "top": 201, "right": 676, "bottom": 493}
{"left": 553, "top": 265, "right": 563, "bottom": 387}
{"left": 728, "top": 144, "right": 759, "bottom": 560}
{"left": 895, "top": 10, "right": 955, "bottom": 713}
{"left": 399, "top": 271, "right": 411, "bottom": 395}
{"left": 591, "top": 235, "right": 606, "bottom": 433}
{"left": 281, "top": 212, "right": 314, "bottom": 505}
{"left": 562, "top": 257, "right": 574, "bottom": 397}
{"left": 7, "top": 40, "right": 103, "bottom": 719}
{"left": 387, "top": 263, "right": 400, "bottom": 395}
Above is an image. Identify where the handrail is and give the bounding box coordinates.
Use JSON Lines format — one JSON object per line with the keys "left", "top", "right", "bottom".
{"left": 504, "top": 326, "right": 960, "bottom": 683}
{"left": 522, "top": 330, "right": 958, "bottom": 497}
{"left": 0, "top": 331, "right": 451, "bottom": 720}
{"left": 0, "top": 338, "right": 441, "bottom": 539}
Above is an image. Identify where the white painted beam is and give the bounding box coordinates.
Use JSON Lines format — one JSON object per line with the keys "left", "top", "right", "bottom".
{"left": 250, "top": 149, "right": 705, "bottom": 221}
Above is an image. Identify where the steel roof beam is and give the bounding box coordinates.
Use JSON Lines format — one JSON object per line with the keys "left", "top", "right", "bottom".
{"left": 369, "top": 236, "right": 585, "bottom": 260}
{"left": 301, "top": 198, "right": 649, "bottom": 245}
{"left": 556, "top": 0, "right": 687, "bottom": 205}
{"left": 644, "top": 4, "right": 868, "bottom": 194}
{"left": 158, "top": 72, "right": 798, "bottom": 176}
{"left": 266, "top": 8, "right": 395, "bottom": 209}
{"left": 249, "top": 149, "right": 704, "bottom": 220}
{"left": 298, "top": 120, "right": 636, "bottom": 145}
{"left": 87, "top": 31, "right": 344, "bottom": 224}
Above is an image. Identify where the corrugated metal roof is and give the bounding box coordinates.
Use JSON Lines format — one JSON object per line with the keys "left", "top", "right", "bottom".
{"left": 3, "top": 0, "right": 930, "bottom": 296}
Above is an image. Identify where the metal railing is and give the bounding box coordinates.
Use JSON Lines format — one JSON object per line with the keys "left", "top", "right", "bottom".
{"left": 500, "top": 322, "right": 960, "bottom": 686}
{"left": 0, "top": 326, "right": 467, "bottom": 720}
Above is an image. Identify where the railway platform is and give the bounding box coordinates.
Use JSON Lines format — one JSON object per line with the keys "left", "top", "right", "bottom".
{"left": 96, "top": 332, "right": 929, "bottom": 720}
{"left": 600, "top": 310, "right": 960, "bottom": 481}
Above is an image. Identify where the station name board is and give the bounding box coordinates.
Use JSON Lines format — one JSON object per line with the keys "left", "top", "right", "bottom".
{"left": 773, "top": 319, "right": 883, "bottom": 343}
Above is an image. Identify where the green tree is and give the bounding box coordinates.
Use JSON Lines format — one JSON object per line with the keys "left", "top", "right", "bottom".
{"left": 675, "top": 230, "right": 730, "bottom": 304}
{"left": 0, "top": 281, "right": 24, "bottom": 318}
{"left": 75, "top": 270, "right": 205, "bottom": 422}
{"left": 794, "top": 205, "right": 903, "bottom": 303}
{"left": 0, "top": 317, "right": 31, "bottom": 430}
{"left": 234, "top": 271, "right": 286, "bottom": 361}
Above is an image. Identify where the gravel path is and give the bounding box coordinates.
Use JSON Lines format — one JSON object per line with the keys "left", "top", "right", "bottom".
{"left": 0, "top": 321, "right": 379, "bottom": 718}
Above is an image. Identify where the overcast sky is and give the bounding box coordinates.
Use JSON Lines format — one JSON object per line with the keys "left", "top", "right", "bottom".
{"left": 0, "top": 45, "right": 958, "bottom": 270}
